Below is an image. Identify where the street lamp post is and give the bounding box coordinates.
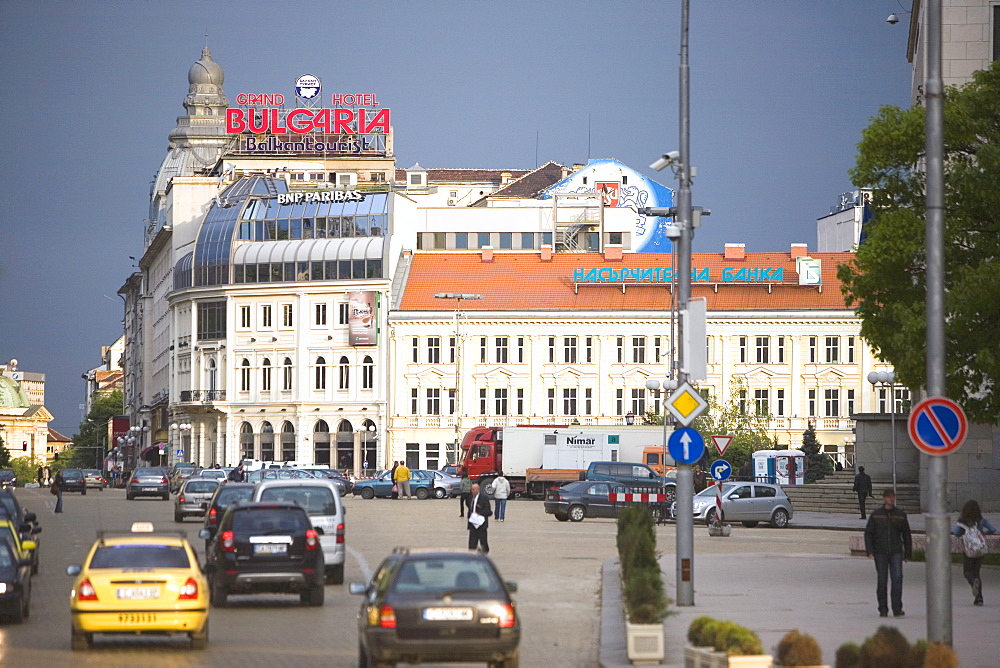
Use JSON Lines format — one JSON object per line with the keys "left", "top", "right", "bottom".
{"left": 170, "top": 422, "right": 192, "bottom": 468}
{"left": 867, "top": 371, "right": 897, "bottom": 493}
{"left": 434, "top": 293, "right": 483, "bottom": 465}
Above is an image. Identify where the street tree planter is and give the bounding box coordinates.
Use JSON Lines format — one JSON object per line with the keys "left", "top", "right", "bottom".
{"left": 626, "top": 621, "right": 665, "bottom": 665}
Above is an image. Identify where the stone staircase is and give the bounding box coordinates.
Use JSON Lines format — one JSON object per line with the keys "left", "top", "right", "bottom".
{"left": 781, "top": 470, "right": 921, "bottom": 515}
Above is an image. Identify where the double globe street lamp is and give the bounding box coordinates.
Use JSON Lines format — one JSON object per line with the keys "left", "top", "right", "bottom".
{"left": 867, "top": 371, "right": 898, "bottom": 492}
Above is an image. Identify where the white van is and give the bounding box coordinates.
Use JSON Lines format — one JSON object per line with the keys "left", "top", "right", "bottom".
{"left": 253, "top": 479, "right": 346, "bottom": 583}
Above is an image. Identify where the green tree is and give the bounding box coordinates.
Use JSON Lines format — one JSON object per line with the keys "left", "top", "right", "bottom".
{"left": 70, "top": 390, "right": 124, "bottom": 468}
{"left": 800, "top": 425, "right": 833, "bottom": 483}
{"left": 839, "top": 61, "right": 1000, "bottom": 424}
{"left": 0, "top": 429, "right": 10, "bottom": 468}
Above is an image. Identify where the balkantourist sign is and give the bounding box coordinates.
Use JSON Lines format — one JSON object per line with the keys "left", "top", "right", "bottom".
{"left": 573, "top": 266, "right": 790, "bottom": 283}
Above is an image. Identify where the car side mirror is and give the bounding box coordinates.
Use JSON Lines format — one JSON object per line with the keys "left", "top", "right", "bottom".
{"left": 66, "top": 564, "right": 81, "bottom": 576}
{"left": 198, "top": 529, "right": 211, "bottom": 540}
{"left": 24, "top": 512, "right": 37, "bottom": 523}
{"left": 348, "top": 582, "right": 367, "bottom": 595}
{"left": 505, "top": 581, "right": 518, "bottom": 593}
{"left": 31, "top": 526, "right": 42, "bottom": 535}
{"left": 21, "top": 540, "right": 36, "bottom": 551}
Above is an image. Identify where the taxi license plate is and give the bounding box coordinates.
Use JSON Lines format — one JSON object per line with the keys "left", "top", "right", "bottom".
{"left": 117, "top": 587, "right": 159, "bottom": 600}
{"left": 254, "top": 543, "right": 287, "bottom": 555}
{"left": 119, "top": 612, "right": 157, "bottom": 623}
{"left": 423, "top": 607, "right": 473, "bottom": 621}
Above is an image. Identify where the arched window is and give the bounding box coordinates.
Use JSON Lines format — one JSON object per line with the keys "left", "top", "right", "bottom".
{"left": 315, "top": 356, "right": 327, "bottom": 390}
{"left": 281, "top": 421, "right": 295, "bottom": 462}
{"left": 240, "top": 359, "right": 251, "bottom": 392}
{"left": 260, "top": 422, "right": 274, "bottom": 461}
{"left": 338, "top": 356, "right": 350, "bottom": 389}
{"left": 336, "top": 419, "right": 354, "bottom": 470}
{"left": 362, "top": 355, "right": 374, "bottom": 390}
{"left": 262, "top": 358, "right": 272, "bottom": 392}
{"left": 206, "top": 357, "right": 218, "bottom": 392}
{"left": 314, "top": 420, "right": 331, "bottom": 466}
{"left": 240, "top": 422, "right": 254, "bottom": 461}
{"left": 282, "top": 357, "right": 293, "bottom": 391}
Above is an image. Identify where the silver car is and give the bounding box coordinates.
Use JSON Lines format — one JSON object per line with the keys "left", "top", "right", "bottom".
{"left": 423, "top": 470, "right": 462, "bottom": 498}
{"left": 672, "top": 481, "right": 793, "bottom": 528}
{"left": 174, "top": 477, "right": 221, "bottom": 522}
{"left": 125, "top": 467, "right": 171, "bottom": 500}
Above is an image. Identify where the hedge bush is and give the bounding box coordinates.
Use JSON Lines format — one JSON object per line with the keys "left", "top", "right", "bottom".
{"left": 775, "top": 629, "right": 823, "bottom": 666}
{"left": 616, "top": 505, "right": 668, "bottom": 624}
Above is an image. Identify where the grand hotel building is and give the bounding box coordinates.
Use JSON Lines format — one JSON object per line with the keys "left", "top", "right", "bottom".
{"left": 118, "top": 48, "right": 899, "bottom": 473}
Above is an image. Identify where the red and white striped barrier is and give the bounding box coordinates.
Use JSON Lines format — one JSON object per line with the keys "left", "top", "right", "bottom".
{"left": 608, "top": 493, "right": 669, "bottom": 503}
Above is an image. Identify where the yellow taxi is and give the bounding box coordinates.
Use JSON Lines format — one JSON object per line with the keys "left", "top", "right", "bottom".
{"left": 67, "top": 522, "right": 208, "bottom": 650}
{"left": 0, "top": 518, "right": 37, "bottom": 572}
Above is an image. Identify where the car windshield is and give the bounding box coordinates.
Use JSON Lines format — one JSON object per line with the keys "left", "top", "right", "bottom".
{"left": 216, "top": 487, "right": 254, "bottom": 506}
{"left": 390, "top": 557, "right": 503, "bottom": 595}
{"left": 259, "top": 486, "right": 337, "bottom": 515}
{"left": 184, "top": 480, "right": 220, "bottom": 494}
{"left": 695, "top": 483, "right": 735, "bottom": 497}
{"left": 232, "top": 508, "right": 309, "bottom": 533}
{"left": 0, "top": 545, "right": 14, "bottom": 567}
{"left": 63, "top": 470, "right": 83, "bottom": 479}
{"left": 135, "top": 468, "right": 162, "bottom": 477}
{"left": 90, "top": 544, "right": 190, "bottom": 569}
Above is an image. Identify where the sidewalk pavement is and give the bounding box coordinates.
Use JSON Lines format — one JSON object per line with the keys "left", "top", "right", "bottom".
{"left": 600, "top": 511, "right": 1000, "bottom": 668}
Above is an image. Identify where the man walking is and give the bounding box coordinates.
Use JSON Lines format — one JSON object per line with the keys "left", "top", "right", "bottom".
{"left": 853, "top": 465, "right": 873, "bottom": 519}
{"left": 864, "top": 488, "right": 912, "bottom": 617}
{"left": 466, "top": 482, "right": 492, "bottom": 554}
{"left": 492, "top": 472, "right": 510, "bottom": 522}
{"left": 394, "top": 461, "right": 412, "bottom": 499}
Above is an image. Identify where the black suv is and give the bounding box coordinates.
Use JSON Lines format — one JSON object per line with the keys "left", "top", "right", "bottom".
{"left": 200, "top": 501, "right": 325, "bottom": 607}
{"left": 59, "top": 469, "right": 87, "bottom": 495}
{"left": 200, "top": 482, "right": 255, "bottom": 551}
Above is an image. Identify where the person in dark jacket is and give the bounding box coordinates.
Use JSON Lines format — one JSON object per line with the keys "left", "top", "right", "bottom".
{"left": 952, "top": 499, "right": 997, "bottom": 606}
{"left": 466, "top": 482, "right": 492, "bottom": 554}
{"left": 853, "top": 466, "right": 873, "bottom": 519}
{"left": 864, "top": 488, "right": 912, "bottom": 617}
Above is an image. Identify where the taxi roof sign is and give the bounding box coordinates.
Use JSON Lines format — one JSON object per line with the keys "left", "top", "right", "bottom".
{"left": 666, "top": 381, "right": 708, "bottom": 426}
{"left": 130, "top": 522, "right": 155, "bottom": 533}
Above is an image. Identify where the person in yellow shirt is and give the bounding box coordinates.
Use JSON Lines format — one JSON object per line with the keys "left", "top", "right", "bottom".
{"left": 394, "top": 462, "right": 412, "bottom": 499}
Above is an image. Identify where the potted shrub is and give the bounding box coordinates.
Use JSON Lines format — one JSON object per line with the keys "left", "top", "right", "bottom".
{"left": 617, "top": 505, "right": 668, "bottom": 665}
{"left": 685, "top": 618, "right": 772, "bottom": 668}
{"left": 834, "top": 627, "right": 958, "bottom": 668}
{"left": 774, "top": 630, "right": 825, "bottom": 667}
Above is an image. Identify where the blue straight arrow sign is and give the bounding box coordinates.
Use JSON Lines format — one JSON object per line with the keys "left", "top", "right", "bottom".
{"left": 668, "top": 428, "right": 706, "bottom": 465}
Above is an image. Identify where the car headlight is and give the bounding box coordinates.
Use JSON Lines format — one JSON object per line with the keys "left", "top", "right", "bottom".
{"left": 0, "top": 583, "right": 8, "bottom": 594}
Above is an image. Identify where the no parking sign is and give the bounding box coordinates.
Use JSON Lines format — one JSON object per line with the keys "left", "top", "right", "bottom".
{"left": 908, "top": 397, "right": 967, "bottom": 455}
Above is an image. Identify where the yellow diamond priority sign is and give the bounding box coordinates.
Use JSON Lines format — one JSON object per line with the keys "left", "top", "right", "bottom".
{"left": 666, "top": 381, "right": 708, "bottom": 427}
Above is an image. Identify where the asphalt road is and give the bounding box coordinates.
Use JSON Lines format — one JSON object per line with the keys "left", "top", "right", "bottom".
{"left": 0, "top": 485, "right": 851, "bottom": 667}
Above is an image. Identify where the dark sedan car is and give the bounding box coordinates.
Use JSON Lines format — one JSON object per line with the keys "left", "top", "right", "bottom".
{"left": 59, "top": 469, "right": 88, "bottom": 495}
{"left": 0, "top": 534, "right": 31, "bottom": 623}
{"left": 350, "top": 548, "right": 519, "bottom": 667}
{"left": 543, "top": 480, "right": 669, "bottom": 523}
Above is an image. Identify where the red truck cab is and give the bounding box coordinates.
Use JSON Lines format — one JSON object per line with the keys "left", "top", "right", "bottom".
{"left": 459, "top": 426, "right": 500, "bottom": 479}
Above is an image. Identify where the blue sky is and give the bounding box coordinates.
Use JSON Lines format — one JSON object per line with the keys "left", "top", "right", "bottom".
{"left": 0, "top": 1, "right": 913, "bottom": 435}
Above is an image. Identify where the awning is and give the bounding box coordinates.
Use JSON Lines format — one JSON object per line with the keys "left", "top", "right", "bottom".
{"left": 140, "top": 444, "right": 162, "bottom": 462}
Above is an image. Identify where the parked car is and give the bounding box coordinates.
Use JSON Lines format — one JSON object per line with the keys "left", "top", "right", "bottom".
{"left": 543, "top": 480, "right": 657, "bottom": 522}
{"left": 424, "top": 470, "right": 462, "bottom": 499}
{"left": 440, "top": 464, "right": 460, "bottom": 477}
{"left": 125, "top": 467, "right": 170, "bottom": 501}
{"left": 584, "top": 461, "right": 676, "bottom": 503}
{"left": 170, "top": 464, "right": 200, "bottom": 492}
{"left": 174, "top": 477, "right": 221, "bottom": 522}
{"left": 351, "top": 470, "right": 436, "bottom": 500}
{"left": 670, "top": 481, "right": 794, "bottom": 528}
{"left": 350, "top": 548, "right": 520, "bottom": 667}
{"left": 66, "top": 522, "right": 209, "bottom": 650}
{"left": 82, "top": 470, "right": 106, "bottom": 490}
{"left": 197, "top": 469, "right": 228, "bottom": 482}
{"left": 200, "top": 501, "right": 325, "bottom": 607}
{"left": 0, "top": 512, "right": 37, "bottom": 580}
{"left": 0, "top": 534, "right": 32, "bottom": 623}
{"left": 0, "top": 469, "right": 17, "bottom": 488}
{"left": 246, "top": 468, "right": 315, "bottom": 483}
{"left": 0, "top": 491, "right": 40, "bottom": 574}
{"left": 253, "top": 479, "right": 346, "bottom": 583}
{"left": 200, "top": 482, "right": 256, "bottom": 550}
{"left": 59, "top": 469, "right": 88, "bottom": 495}
{"left": 299, "top": 468, "right": 353, "bottom": 496}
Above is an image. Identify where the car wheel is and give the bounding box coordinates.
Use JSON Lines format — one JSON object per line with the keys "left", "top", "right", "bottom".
{"left": 326, "top": 564, "right": 344, "bottom": 585}
{"left": 770, "top": 508, "right": 789, "bottom": 528}
{"left": 71, "top": 628, "right": 92, "bottom": 651}
{"left": 301, "top": 583, "right": 324, "bottom": 606}
{"left": 190, "top": 620, "right": 208, "bottom": 650}
{"left": 209, "top": 577, "right": 228, "bottom": 607}
{"left": 705, "top": 507, "right": 721, "bottom": 526}
{"left": 415, "top": 487, "right": 430, "bottom": 500}
{"left": 126, "top": 492, "right": 134, "bottom": 500}
{"left": 434, "top": 487, "right": 447, "bottom": 499}
{"left": 360, "top": 487, "right": 375, "bottom": 500}
{"left": 555, "top": 513, "right": 569, "bottom": 522}
{"left": 742, "top": 521, "right": 759, "bottom": 528}
{"left": 663, "top": 486, "right": 676, "bottom": 505}
{"left": 174, "top": 512, "right": 183, "bottom": 523}
{"left": 568, "top": 505, "right": 586, "bottom": 522}
{"left": 81, "top": 488, "right": 87, "bottom": 496}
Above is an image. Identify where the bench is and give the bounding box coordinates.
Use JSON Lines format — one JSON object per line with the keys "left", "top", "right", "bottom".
{"left": 849, "top": 533, "right": 1000, "bottom": 556}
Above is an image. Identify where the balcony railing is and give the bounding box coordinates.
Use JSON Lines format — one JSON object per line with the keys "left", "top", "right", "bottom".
{"left": 179, "top": 390, "right": 227, "bottom": 403}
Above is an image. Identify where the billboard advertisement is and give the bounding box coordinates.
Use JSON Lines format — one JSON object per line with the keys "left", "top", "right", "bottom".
{"left": 348, "top": 291, "right": 378, "bottom": 346}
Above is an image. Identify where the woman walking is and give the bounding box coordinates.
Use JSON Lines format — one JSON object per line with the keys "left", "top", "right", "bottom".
{"left": 952, "top": 500, "right": 996, "bottom": 606}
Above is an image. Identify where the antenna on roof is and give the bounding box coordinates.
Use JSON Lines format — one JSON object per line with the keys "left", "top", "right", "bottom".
{"left": 587, "top": 112, "right": 592, "bottom": 161}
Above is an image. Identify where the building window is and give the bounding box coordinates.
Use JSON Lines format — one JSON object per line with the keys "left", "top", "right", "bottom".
{"left": 617, "top": 337, "right": 625, "bottom": 363}
{"left": 499, "top": 232, "right": 512, "bottom": 249}
{"left": 563, "top": 388, "right": 578, "bottom": 415}
{"left": 653, "top": 337, "right": 664, "bottom": 363}
{"left": 371, "top": 171, "right": 386, "bottom": 182}
{"left": 362, "top": 356, "right": 374, "bottom": 389}
{"left": 825, "top": 389, "right": 840, "bottom": 417}
{"left": 586, "top": 337, "right": 594, "bottom": 363}
{"left": 282, "top": 357, "right": 293, "bottom": 391}
{"left": 479, "top": 337, "right": 488, "bottom": 363}
{"left": 315, "top": 303, "right": 327, "bottom": 326}
{"left": 516, "top": 337, "right": 524, "bottom": 363}
{"left": 426, "top": 443, "right": 440, "bottom": 471}
{"left": 755, "top": 336, "right": 769, "bottom": 364}
{"left": 411, "top": 388, "right": 418, "bottom": 415}
{"left": 338, "top": 356, "right": 349, "bottom": 389}
{"left": 847, "top": 336, "right": 856, "bottom": 364}
{"left": 495, "top": 388, "right": 508, "bottom": 415}
{"left": 776, "top": 388, "right": 785, "bottom": 416}
{"left": 480, "top": 388, "right": 487, "bottom": 415}
{"left": 260, "top": 423, "right": 274, "bottom": 461}
{"left": 426, "top": 388, "right": 441, "bottom": 415}
{"left": 338, "top": 302, "right": 349, "bottom": 325}
{"left": 808, "top": 389, "right": 817, "bottom": 416}
{"left": 632, "top": 337, "right": 646, "bottom": 364}
{"left": 196, "top": 301, "right": 226, "bottom": 340}
{"left": 261, "top": 304, "right": 272, "bottom": 328}
{"left": 261, "top": 358, "right": 272, "bottom": 392}
{"left": 825, "top": 336, "right": 839, "bottom": 364}
{"left": 630, "top": 389, "right": 646, "bottom": 415}
{"left": 738, "top": 336, "right": 748, "bottom": 363}
{"left": 616, "top": 389, "right": 624, "bottom": 415}
{"left": 496, "top": 337, "right": 508, "bottom": 364}
{"left": 521, "top": 232, "right": 534, "bottom": 249}
{"left": 548, "top": 337, "right": 556, "bottom": 363}
{"left": 448, "top": 388, "right": 456, "bottom": 414}
{"left": 808, "top": 337, "right": 818, "bottom": 363}
{"left": 240, "top": 359, "right": 251, "bottom": 391}
{"left": 516, "top": 388, "right": 524, "bottom": 414}
{"left": 315, "top": 356, "right": 327, "bottom": 390}
{"left": 564, "top": 337, "right": 578, "bottom": 363}
{"left": 738, "top": 388, "right": 747, "bottom": 414}
{"left": 777, "top": 336, "right": 786, "bottom": 364}
{"left": 846, "top": 388, "right": 855, "bottom": 416}
{"left": 449, "top": 337, "right": 456, "bottom": 363}
{"left": 427, "top": 337, "right": 441, "bottom": 364}
{"left": 411, "top": 337, "right": 419, "bottom": 363}
{"left": 240, "top": 305, "right": 251, "bottom": 329}
{"left": 547, "top": 388, "right": 556, "bottom": 415}
{"left": 281, "top": 421, "right": 295, "bottom": 461}
{"left": 478, "top": 232, "right": 490, "bottom": 248}
{"left": 585, "top": 388, "right": 593, "bottom": 415}
{"left": 754, "top": 389, "right": 769, "bottom": 415}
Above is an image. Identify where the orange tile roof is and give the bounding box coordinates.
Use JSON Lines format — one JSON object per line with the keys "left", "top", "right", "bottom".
{"left": 398, "top": 251, "right": 857, "bottom": 312}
